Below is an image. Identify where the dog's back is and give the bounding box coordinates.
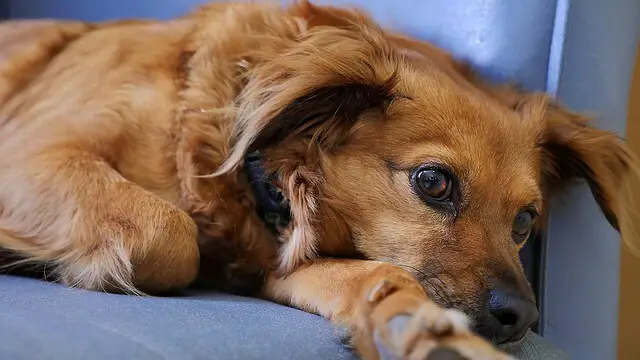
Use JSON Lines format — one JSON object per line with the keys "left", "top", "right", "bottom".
{"left": 0, "top": 15, "right": 200, "bottom": 291}
{"left": 0, "top": 21, "right": 90, "bottom": 110}
{"left": 0, "top": 1, "right": 290, "bottom": 293}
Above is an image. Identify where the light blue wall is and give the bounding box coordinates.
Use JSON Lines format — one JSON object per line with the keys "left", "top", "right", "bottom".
{"left": 542, "top": 1, "right": 639, "bottom": 360}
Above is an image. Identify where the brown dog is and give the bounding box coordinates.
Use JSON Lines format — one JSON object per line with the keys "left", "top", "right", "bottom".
{"left": 0, "top": 1, "right": 635, "bottom": 359}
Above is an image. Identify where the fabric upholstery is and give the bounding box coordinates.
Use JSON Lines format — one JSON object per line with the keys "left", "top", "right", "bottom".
{"left": 0, "top": 275, "right": 353, "bottom": 360}
{"left": 0, "top": 275, "right": 566, "bottom": 360}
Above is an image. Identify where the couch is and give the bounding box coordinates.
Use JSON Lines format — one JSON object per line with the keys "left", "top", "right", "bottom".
{"left": 1, "top": 0, "right": 638, "bottom": 359}
{"left": 0, "top": 274, "right": 563, "bottom": 360}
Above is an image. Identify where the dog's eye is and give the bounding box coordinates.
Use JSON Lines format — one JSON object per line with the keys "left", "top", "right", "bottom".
{"left": 512, "top": 211, "right": 535, "bottom": 244}
{"left": 414, "top": 168, "right": 452, "bottom": 201}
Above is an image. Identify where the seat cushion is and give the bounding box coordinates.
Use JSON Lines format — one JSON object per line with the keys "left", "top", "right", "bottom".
{"left": 0, "top": 275, "right": 354, "bottom": 360}
{"left": 0, "top": 275, "right": 566, "bottom": 360}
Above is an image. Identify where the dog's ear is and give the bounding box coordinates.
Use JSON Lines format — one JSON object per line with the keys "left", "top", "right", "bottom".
{"left": 243, "top": 73, "right": 396, "bottom": 154}
{"left": 215, "top": 26, "right": 398, "bottom": 273}
{"left": 218, "top": 29, "right": 397, "bottom": 174}
{"left": 520, "top": 95, "right": 636, "bottom": 232}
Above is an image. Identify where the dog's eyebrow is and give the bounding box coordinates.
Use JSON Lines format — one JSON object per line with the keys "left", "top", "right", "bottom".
{"left": 521, "top": 202, "right": 541, "bottom": 215}
{"left": 384, "top": 159, "right": 404, "bottom": 171}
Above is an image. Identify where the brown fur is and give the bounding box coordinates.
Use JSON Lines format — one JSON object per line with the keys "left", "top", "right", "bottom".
{"left": 0, "top": 1, "right": 636, "bottom": 359}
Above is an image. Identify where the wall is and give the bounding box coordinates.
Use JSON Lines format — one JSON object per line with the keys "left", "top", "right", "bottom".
{"left": 540, "top": 1, "right": 639, "bottom": 359}
{"left": 619, "top": 48, "right": 640, "bottom": 360}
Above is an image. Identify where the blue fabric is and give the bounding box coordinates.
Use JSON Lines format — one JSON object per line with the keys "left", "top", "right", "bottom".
{"left": 0, "top": 275, "right": 566, "bottom": 360}
{"left": 5, "top": 0, "right": 210, "bottom": 21}
{"left": 0, "top": 275, "right": 354, "bottom": 360}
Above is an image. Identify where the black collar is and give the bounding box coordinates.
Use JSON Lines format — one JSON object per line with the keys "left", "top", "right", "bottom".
{"left": 244, "top": 151, "right": 291, "bottom": 233}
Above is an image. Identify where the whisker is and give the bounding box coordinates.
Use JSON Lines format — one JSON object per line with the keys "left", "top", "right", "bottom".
{"left": 394, "top": 263, "right": 449, "bottom": 306}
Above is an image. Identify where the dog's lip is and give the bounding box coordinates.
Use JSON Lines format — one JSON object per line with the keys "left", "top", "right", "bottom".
{"left": 416, "top": 273, "right": 535, "bottom": 345}
{"left": 500, "top": 327, "right": 529, "bottom": 344}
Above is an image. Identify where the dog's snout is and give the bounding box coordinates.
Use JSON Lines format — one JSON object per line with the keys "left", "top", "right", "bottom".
{"left": 486, "top": 288, "right": 538, "bottom": 344}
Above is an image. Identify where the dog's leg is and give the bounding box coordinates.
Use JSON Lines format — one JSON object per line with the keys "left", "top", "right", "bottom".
{"left": 264, "top": 259, "right": 512, "bottom": 360}
{"left": 0, "top": 146, "right": 199, "bottom": 293}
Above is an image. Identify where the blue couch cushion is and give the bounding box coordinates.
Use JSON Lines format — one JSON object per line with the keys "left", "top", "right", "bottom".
{"left": 0, "top": 275, "right": 567, "bottom": 360}
{"left": 0, "top": 275, "right": 355, "bottom": 360}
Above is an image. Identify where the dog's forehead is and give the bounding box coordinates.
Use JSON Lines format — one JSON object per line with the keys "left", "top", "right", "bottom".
{"left": 379, "top": 76, "right": 542, "bottom": 201}
{"left": 387, "top": 78, "right": 535, "bottom": 153}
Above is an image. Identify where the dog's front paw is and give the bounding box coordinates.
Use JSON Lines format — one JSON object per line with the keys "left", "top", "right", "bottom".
{"left": 365, "top": 279, "right": 512, "bottom": 360}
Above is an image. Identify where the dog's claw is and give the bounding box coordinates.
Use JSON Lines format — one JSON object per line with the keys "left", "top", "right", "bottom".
{"left": 373, "top": 314, "right": 413, "bottom": 360}
{"left": 387, "top": 314, "right": 412, "bottom": 336}
{"left": 368, "top": 279, "right": 397, "bottom": 304}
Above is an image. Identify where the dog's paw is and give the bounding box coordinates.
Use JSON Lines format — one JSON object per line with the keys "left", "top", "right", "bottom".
{"left": 365, "top": 279, "right": 512, "bottom": 360}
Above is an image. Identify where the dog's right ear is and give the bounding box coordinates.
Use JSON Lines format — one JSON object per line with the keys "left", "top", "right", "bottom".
{"left": 215, "top": 26, "right": 399, "bottom": 176}
{"left": 214, "top": 25, "right": 399, "bottom": 273}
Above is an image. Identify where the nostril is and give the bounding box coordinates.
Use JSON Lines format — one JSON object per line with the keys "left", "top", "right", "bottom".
{"left": 488, "top": 289, "right": 538, "bottom": 344}
{"left": 492, "top": 308, "right": 519, "bottom": 327}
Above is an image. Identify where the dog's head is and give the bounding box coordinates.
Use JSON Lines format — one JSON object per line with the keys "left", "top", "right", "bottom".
{"left": 216, "top": 2, "right": 636, "bottom": 344}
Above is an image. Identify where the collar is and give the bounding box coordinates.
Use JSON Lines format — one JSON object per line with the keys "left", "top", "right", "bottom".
{"left": 244, "top": 151, "right": 291, "bottom": 233}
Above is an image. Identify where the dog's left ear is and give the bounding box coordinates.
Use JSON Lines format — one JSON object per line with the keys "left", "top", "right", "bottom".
{"left": 215, "top": 26, "right": 398, "bottom": 273}
{"left": 521, "top": 95, "right": 636, "bottom": 232}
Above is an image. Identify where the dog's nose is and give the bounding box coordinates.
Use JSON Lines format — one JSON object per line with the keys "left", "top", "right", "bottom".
{"left": 487, "top": 288, "right": 538, "bottom": 344}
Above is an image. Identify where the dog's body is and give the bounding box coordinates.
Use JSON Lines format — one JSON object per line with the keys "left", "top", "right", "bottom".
{"left": 0, "top": 2, "right": 634, "bottom": 359}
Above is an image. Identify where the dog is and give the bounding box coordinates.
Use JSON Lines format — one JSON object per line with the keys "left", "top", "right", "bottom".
{"left": 0, "top": 1, "right": 635, "bottom": 359}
